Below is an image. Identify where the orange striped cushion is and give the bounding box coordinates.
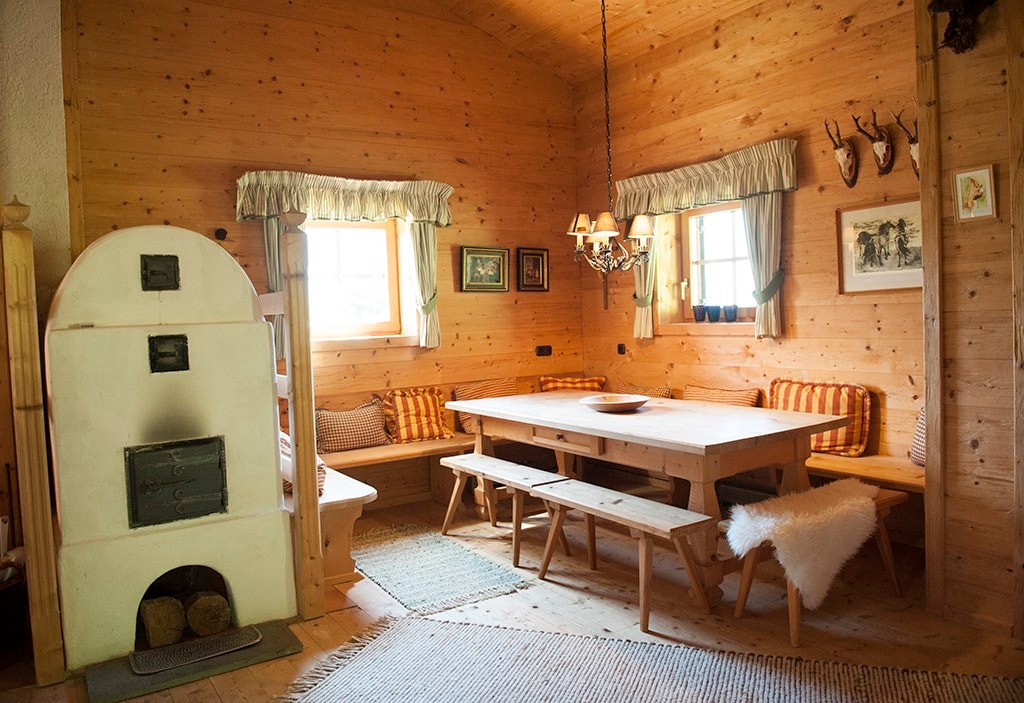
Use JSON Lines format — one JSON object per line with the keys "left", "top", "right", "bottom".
{"left": 381, "top": 387, "right": 454, "bottom": 443}
{"left": 613, "top": 379, "right": 672, "bottom": 399}
{"left": 768, "top": 378, "right": 870, "bottom": 457}
{"left": 682, "top": 384, "right": 760, "bottom": 407}
{"left": 539, "top": 375, "right": 606, "bottom": 392}
{"left": 453, "top": 378, "right": 518, "bottom": 433}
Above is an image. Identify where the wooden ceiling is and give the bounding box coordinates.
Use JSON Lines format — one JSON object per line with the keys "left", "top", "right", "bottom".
{"left": 427, "top": 0, "right": 760, "bottom": 85}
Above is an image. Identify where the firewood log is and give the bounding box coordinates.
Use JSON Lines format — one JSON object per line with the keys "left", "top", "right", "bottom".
{"left": 184, "top": 591, "right": 231, "bottom": 637}
{"left": 139, "top": 596, "right": 185, "bottom": 648}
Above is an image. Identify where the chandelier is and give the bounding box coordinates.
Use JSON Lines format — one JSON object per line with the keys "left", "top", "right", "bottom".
{"left": 568, "top": 0, "right": 654, "bottom": 276}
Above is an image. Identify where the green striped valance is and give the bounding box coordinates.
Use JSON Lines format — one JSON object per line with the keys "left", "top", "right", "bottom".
{"left": 614, "top": 138, "right": 797, "bottom": 218}
{"left": 236, "top": 170, "right": 454, "bottom": 226}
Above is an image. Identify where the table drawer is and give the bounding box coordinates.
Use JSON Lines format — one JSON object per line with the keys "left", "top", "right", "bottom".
{"left": 531, "top": 426, "right": 604, "bottom": 456}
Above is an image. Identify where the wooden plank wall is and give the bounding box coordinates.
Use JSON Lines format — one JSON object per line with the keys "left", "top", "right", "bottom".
{"left": 926, "top": 2, "right": 1018, "bottom": 633}
{"left": 573, "top": 0, "right": 922, "bottom": 457}
{"left": 69, "top": 0, "right": 583, "bottom": 416}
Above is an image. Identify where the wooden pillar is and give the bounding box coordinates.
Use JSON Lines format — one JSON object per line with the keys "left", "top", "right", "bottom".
{"left": 1006, "top": 5, "right": 1024, "bottom": 640}
{"left": 914, "top": 0, "right": 945, "bottom": 617}
{"left": 1, "top": 197, "right": 65, "bottom": 685}
{"left": 280, "top": 211, "right": 325, "bottom": 620}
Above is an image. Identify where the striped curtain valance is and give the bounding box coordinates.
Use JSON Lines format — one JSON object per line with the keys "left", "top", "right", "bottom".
{"left": 613, "top": 138, "right": 797, "bottom": 218}
{"left": 236, "top": 170, "right": 454, "bottom": 226}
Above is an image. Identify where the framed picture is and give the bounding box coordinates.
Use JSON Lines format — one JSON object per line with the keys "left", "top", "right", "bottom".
{"left": 951, "top": 165, "right": 996, "bottom": 222}
{"left": 460, "top": 246, "right": 509, "bottom": 292}
{"left": 517, "top": 247, "right": 549, "bottom": 292}
{"left": 836, "top": 198, "right": 923, "bottom": 293}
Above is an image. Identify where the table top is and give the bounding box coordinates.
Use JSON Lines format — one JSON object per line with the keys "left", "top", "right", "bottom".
{"left": 447, "top": 391, "right": 849, "bottom": 456}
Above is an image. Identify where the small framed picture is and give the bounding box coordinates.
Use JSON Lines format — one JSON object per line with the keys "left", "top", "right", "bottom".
{"left": 836, "top": 197, "right": 923, "bottom": 293}
{"left": 517, "top": 247, "right": 549, "bottom": 292}
{"left": 951, "top": 165, "right": 996, "bottom": 222}
{"left": 460, "top": 246, "right": 509, "bottom": 292}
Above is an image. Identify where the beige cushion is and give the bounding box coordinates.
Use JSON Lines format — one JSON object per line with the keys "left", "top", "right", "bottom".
{"left": 768, "top": 378, "right": 870, "bottom": 457}
{"left": 612, "top": 379, "right": 672, "bottom": 399}
{"left": 682, "top": 384, "right": 760, "bottom": 407}
{"left": 279, "top": 431, "right": 327, "bottom": 496}
{"left": 314, "top": 399, "right": 391, "bottom": 453}
{"left": 910, "top": 407, "right": 926, "bottom": 467}
{"left": 453, "top": 378, "right": 518, "bottom": 433}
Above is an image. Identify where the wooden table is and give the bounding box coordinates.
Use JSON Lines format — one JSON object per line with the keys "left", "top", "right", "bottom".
{"left": 446, "top": 391, "right": 848, "bottom": 603}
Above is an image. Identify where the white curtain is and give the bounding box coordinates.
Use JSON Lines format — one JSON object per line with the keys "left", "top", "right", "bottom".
{"left": 237, "top": 170, "right": 454, "bottom": 349}
{"left": 631, "top": 218, "right": 661, "bottom": 339}
{"left": 262, "top": 216, "right": 286, "bottom": 359}
{"left": 410, "top": 221, "right": 440, "bottom": 348}
{"left": 614, "top": 139, "right": 795, "bottom": 339}
{"left": 741, "top": 193, "right": 784, "bottom": 338}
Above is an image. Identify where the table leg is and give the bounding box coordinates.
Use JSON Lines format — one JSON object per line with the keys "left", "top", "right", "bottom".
{"left": 553, "top": 450, "right": 581, "bottom": 479}
{"left": 687, "top": 479, "right": 724, "bottom": 608}
{"left": 778, "top": 439, "right": 812, "bottom": 495}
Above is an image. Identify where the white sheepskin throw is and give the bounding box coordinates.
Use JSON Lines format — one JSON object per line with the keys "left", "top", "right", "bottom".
{"left": 726, "top": 479, "right": 878, "bottom": 610}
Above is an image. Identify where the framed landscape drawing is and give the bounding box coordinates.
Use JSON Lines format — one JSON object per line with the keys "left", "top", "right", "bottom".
{"left": 517, "top": 247, "right": 549, "bottom": 291}
{"left": 461, "top": 246, "right": 509, "bottom": 292}
{"left": 836, "top": 198, "right": 923, "bottom": 293}
{"left": 951, "top": 165, "right": 996, "bottom": 222}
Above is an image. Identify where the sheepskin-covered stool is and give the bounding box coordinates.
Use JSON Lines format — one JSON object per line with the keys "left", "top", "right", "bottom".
{"left": 726, "top": 478, "right": 907, "bottom": 646}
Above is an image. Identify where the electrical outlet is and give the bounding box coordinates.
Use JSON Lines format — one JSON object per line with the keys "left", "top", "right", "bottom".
{"left": 617, "top": 343, "right": 626, "bottom": 355}
{"left": 535, "top": 345, "right": 552, "bottom": 357}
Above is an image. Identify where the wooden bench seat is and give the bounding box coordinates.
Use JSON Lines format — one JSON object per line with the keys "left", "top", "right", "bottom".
{"left": 283, "top": 469, "right": 377, "bottom": 586}
{"left": 320, "top": 433, "right": 479, "bottom": 470}
{"left": 806, "top": 453, "right": 924, "bottom": 494}
{"left": 530, "top": 478, "right": 714, "bottom": 632}
{"left": 439, "top": 453, "right": 569, "bottom": 566}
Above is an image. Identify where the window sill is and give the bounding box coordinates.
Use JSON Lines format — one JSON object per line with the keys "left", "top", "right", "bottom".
{"left": 655, "top": 321, "right": 755, "bottom": 337}
{"left": 311, "top": 334, "right": 419, "bottom": 352}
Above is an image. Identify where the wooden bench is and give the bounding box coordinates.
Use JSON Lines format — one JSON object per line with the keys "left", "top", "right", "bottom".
{"left": 439, "top": 453, "right": 569, "bottom": 567}
{"left": 283, "top": 469, "right": 377, "bottom": 586}
{"left": 530, "top": 479, "right": 714, "bottom": 633}
{"left": 319, "top": 433, "right": 480, "bottom": 508}
{"left": 806, "top": 453, "right": 924, "bottom": 494}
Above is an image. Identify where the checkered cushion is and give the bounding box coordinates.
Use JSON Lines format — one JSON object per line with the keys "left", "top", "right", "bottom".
{"left": 279, "top": 431, "right": 327, "bottom": 496}
{"left": 769, "top": 378, "right": 870, "bottom": 457}
{"left": 910, "top": 407, "right": 926, "bottom": 467}
{"left": 539, "top": 375, "right": 606, "bottom": 392}
{"left": 315, "top": 399, "right": 391, "bottom": 453}
{"left": 453, "top": 378, "right": 518, "bottom": 433}
{"left": 682, "top": 384, "right": 760, "bottom": 407}
{"left": 612, "top": 379, "right": 672, "bottom": 399}
{"left": 381, "top": 387, "right": 454, "bottom": 443}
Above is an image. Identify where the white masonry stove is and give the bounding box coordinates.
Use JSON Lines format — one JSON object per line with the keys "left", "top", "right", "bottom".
{"left": 45, "top": 225, "right": 296, "bottom": 670}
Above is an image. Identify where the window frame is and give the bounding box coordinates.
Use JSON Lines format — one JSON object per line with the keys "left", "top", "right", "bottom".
{"left": 654, "top": 202, "right": 756, "bottom": 334}
{"left": 303, "top": 218, "right": 409, "bottom": 342}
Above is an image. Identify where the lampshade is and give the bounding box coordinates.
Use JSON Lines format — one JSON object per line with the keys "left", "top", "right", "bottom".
{"left": 627, "top": 214, "right": 654, "bottom": 239}
{"left": 567, "top": 213, "right": 593, "bottom": 235}
{"left": 591, "top": 211, "right": 619, "bottom": 238}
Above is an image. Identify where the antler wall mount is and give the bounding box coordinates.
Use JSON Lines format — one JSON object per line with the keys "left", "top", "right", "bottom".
{"left": 852, "top": 109, "right": 895, "bottom": 176}
{"left": 824, "top": 119, "right": 859, "bottom": 189}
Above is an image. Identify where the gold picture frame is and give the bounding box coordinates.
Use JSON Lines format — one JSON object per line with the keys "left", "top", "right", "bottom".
{"left": 461, "top": 246, "right": 509, "bottom": 292}
{"left": 836, "top": 197, "right": 923, "bottom": 294}
{"left": 951, "top": 164, "right": 996, "bottom": 222}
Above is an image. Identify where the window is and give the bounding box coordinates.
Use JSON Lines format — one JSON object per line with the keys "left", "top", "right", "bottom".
{"left": 655, "top": 202, "right": 756, "bottom": 328}
{"left": 303, "top": 219, "right": 414, "bottom": 341}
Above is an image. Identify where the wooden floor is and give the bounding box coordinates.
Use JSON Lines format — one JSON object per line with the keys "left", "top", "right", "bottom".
{"left": 2, "top": 497, "right": 1023, "bottom": 701}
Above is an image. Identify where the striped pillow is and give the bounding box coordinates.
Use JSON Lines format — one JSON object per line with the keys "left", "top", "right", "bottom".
{"left": 539, "top": 375, "right": 606, "bottom": 392}
{"left": 682, "top": 384, "right": 760, "bottom": 407}
{"left": 381, "top": 387, "right": 455, "bottom": 443}
{"left": 453, "top": 378, "right": 518, "bottom": 433}
{"left": 315, "top": 399, "right": 391, "bottom": 453}
{"left": 613, "top": 379, "right": 672, "bottom": 399}
{"left": 910, "top": 407, "right": 926, "bottom": 466}
{"left": 769, "top": 378, "right": 870, "bottom": 457}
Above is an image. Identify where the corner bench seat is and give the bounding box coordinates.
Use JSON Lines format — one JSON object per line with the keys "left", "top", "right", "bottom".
{"left": 283, "top": 469, "right": 377, "bottom": 586}
{"left": 805, "top": 453, "right": 924, "bottom": 494}
{"left": 319, "top": 432, "right": 479, "bottom": 470}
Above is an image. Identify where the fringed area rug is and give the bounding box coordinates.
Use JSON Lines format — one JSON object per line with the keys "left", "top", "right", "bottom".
{"left": 283, "top": 617, "right": 1024, "bottom": 703}
{"left": 352, "top": 524, "right": 528, "bottom": 614}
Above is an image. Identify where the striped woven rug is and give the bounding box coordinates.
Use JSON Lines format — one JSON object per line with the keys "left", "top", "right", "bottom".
{"left": 284, "top": 616, "right": 1024, "bottom": 703}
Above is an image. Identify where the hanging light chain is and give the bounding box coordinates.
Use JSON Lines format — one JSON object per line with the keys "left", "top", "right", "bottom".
{"left": 601, "top": 0, "right": 613, "bottom": 214}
